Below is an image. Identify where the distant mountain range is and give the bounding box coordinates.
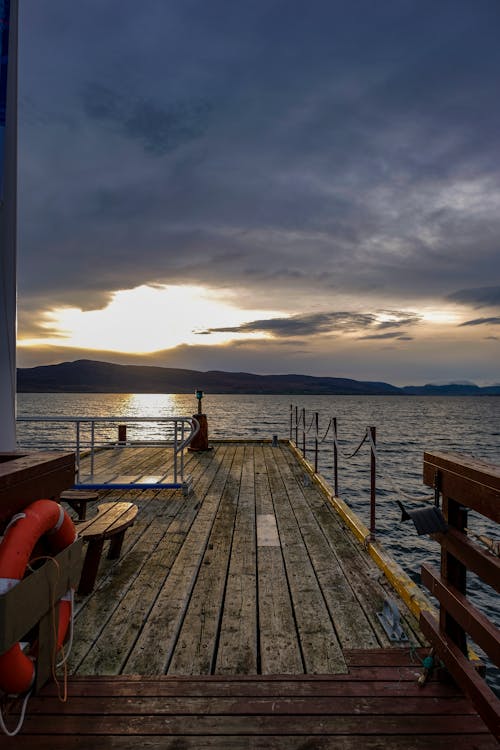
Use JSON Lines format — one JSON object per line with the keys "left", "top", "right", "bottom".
{"left": 16, "top": 359, "right": 500, "bottom": 396}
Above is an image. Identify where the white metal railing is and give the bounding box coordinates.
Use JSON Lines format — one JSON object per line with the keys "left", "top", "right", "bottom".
{"left": 16, "top": 416, "right": 199, "bottom": 490}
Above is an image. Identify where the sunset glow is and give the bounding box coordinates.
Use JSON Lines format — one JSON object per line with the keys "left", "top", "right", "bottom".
{"left": 19, "top": 285, "right": 281, "bottom": 354}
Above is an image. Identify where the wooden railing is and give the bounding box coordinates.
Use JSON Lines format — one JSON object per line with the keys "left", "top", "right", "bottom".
{"left": 419, "top": 451, "right": 500, "bottom": 741}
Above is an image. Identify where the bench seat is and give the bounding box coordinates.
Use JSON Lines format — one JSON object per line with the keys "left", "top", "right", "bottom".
{"left": 76, "top": 501, "right": 138, "bottom": 595}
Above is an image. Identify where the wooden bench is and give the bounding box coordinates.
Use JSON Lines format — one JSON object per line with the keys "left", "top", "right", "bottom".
{"left": 76, "top": 502, "right": 138, "bottom": 595}
{"left": 60, "top": 489, "right": 99, "bottom": 520}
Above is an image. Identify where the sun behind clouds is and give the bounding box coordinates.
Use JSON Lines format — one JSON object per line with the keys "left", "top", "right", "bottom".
{"left": 19, "top": 284, "right": 280, "bottom": 354}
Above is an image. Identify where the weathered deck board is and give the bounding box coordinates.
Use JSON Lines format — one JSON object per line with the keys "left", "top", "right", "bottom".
{"left": 264, "top": 447, "right": 347, "bottom": 673}
{"left": 254, "top": 445, "right": 304, "bottom": 674}
{"left": 168, "top": 446, "right": 245, "bottom": 673}
{"left": 274, "top": 446, "right": 380, "bottom": 650}
{"left": 284, "top": 447, "right": 423, "bottom": 645}
{"left": 69, "top": 446, "right": 225, "bottom": 672}
{"left": 124, "top": 446, "right": 236, "bottom": 674}
{"left": 215, "top": 445, "right": 258, "bottom": 674}
{"left": 3, "top": 651, "right": 494, "bottom": 748}
{"left": 69, "top": 442, "right": 431, "bottom": 676}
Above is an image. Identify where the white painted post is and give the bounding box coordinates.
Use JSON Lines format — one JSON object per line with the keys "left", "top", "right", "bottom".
{"left": 0, "top": 0, "right": 18, "bottom": 451}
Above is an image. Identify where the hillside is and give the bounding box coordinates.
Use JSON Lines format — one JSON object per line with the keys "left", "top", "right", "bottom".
{"left": 16, "top": 359, "right": 500, "bottom": 396}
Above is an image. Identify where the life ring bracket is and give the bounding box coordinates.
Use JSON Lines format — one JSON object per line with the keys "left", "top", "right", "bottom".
{"left": 0, "top": 536, "right": 84, "bottom": 694}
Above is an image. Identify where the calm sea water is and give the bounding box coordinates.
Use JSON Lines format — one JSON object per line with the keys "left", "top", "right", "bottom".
{"left": 17, "top": 392, "right": 500, "bottom": 691}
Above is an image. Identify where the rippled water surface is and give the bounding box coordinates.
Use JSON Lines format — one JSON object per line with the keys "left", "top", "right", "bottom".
{"left": 17, "top": 393, "right": 500, "bottom": 691}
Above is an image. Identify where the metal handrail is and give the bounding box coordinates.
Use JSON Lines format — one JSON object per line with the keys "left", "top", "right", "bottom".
{"left": 16, "top": 415, "right": 199, "bottom": 490}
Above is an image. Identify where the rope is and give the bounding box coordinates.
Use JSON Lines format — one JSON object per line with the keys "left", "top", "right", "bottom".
{"left": 27, "top": 556, "right": 70, "bottom": 703}
{"left": 0, "top": 690, "right": 32, "bottom": 737}
{"left": 339, "top": 430, "right": 368, "bottom": 460}
{"left": 319, "top": 418, "right": 333, "bottom": 444}
{"left": 304, "top": 413, "right": 317, "bottom": 435}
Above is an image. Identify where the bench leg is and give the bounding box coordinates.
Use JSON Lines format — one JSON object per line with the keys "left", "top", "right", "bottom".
{"left": 78, "top": 538, "right": 104, "bottom": 595}
{"left": 108, "top": 531, "right": 125, "bottom": 560}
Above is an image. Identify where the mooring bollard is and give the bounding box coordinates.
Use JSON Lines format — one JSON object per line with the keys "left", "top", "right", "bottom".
{"left": 188, "top": 389, "right": 210, "bottom": 451}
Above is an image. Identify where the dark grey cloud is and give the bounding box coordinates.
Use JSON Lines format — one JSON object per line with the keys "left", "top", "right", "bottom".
{"left": 197, "top": 310, "right": 420, "bottom": 338}
{"left": 358, "top": 332, "right": 410, "bottom": 341}
{"left": 459, "top": 317, "right": 500, "bottom": 327}
{"left": 82, "top": 84, "right": 211, "bottom": 156}
{"left": 14, "top": 0, "right": 500, "bottom": 384}
{"left": 448, "top": 287, "right": 500, "bottom": 309}
{"left": 199, "top": 312, "right": 374, "bottom": 337}
{"left": 18, "top": 0, "right": 500, "bottom": 306}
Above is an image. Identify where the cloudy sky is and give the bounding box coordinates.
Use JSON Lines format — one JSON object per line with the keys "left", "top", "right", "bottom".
{"left": 16, "top": 0, "right": 500, "bottom": 385}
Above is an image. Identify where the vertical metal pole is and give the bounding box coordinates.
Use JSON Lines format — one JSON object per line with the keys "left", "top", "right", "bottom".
{"left": 90, "top": 420, "right": 95, "bottom": 477}
{"left": 173, "top": 420, "right": 178, "bottom": 484}
{"left": 302, "top": 407, "right": 306, "bottom": 456}
{"left": 295, "top": 406, "right": 298, "bottom": 445}
{"left": 289, "top": 404, "right": 292, "bottom": 441}
{"left": 0, "top": 0, "right": 19, "bottom": 451}
{"left": 314, "top": 412, "right": 319, "bottom": 473}
{"left": 333, "top": 418, "right": 338, "bottom": 497}
{"left": 370, "top": 426, "right": 376, "bottom": 536}
{"left": 76, "top": 421, "right": 81, "bottom": 482}
{"left": 180, "top": 419, "right": 185, "bottom": 482}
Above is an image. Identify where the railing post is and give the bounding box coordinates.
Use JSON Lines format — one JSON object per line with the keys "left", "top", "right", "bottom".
{"left": 295, "top": 406, "right": 298, "bottom": 446}
{"left": 173, "top": 420, "right": 178, "bottom": 484}
{"left": 333, "top": 417, "right": 338, "bottom": 497}
{"left": 369, "top": 426, "right": 376, "bottom": 536}
{"left": 90, "top": 420, "right": 95, "bottom": 477}
{"left": 440, "top": 483, "right": 468, "bottom": 654}
{"left": 302, "top": 408, "right": 306, "bottom": 457}
{"left": 289, "top": 404, "right": 293, "bottom": 441}
{"left": 76, "top": 421, "right": 81, "bottom": 482}
{"left": 314, "top": 412, "right": 319, "bottom": 473}
{"left": 180, "top": 419, "right": 185, "bottom": 482}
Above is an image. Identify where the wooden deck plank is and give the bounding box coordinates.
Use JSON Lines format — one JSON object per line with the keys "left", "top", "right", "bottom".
{"left": 13, "top": 441, "right": 491, "bottom": 750}
{"left": 68, "top": 496, "right": 188, "bottom": 672}
{"left": 254, "top": 445, "right": 304, "bottom": 674}
{"left": 264, "top": 446, "right": 347, "bottom": 674}
{"left": 274, "top": 446, "right": 381, "bottom": 650}
{"left": 124, "top": 446, "right": 237, "bottom": 674}
{"left": 168, "top": 446, "right": 245, "bottom": 674}
{"left": 282, "top": 446, "right": 426, "bottom": 645}
{"left": 69, "top": 448, "right": 222, "bottom": 671}
{"left": 27, "top": 694, "right": 477, "bottom": 716}
{"left": 5, "top": 736, "right": 497, "bottom": 750}
{"left": 16, "top": 713, "right": 490, "bottom": 736}
{"left": 215, "top": 445, "right": 258, "bottom": 674}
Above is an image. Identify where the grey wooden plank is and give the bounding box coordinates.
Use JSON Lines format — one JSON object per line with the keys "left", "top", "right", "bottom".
{"left": 254, "top": 446, "right": 304, "bottom": 674}
{"left": 282, "top": 445, "right": 424, "bottom": 646}
{"left": 168, "top": 446, "right": 245, "bottom": 674}
{"left": 264, "top": 446, "right": 347, "bottom": 674}
{"left": 69, "top": 449, "right": 221, "bottom": 671}
{"left": 215, "top": 446, "right": 258, "bottom": 675}
{"left": 124, "top": 446, "right": 237, "bottom": 674}
{"left": 69, "top": 494, "right": 189, "bottom": 672}
{"left": 274, "top": 447, "right": 379, "bottom": 650}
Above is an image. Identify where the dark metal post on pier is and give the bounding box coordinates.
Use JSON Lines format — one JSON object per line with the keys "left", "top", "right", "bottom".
{"left": 314, "top": 411, "right": 319, "bottom": 473}
{"left": 333, "top": 417, "right": 339, "bottom": 497}
{"left": 302, "top": 407, "right": 306, "bottom": 457}
{"left": 369, "top": 426, "right": 376, "bottom": 536}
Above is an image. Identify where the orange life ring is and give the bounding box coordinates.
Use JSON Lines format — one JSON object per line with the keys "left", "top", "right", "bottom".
{"left": 0, "top": 499, "right": 76, "bottom": 695}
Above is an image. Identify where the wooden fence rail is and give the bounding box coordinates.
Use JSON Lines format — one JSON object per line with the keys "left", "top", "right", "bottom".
{"left": 420, "top": 451, "right": 500, "bottom": 741}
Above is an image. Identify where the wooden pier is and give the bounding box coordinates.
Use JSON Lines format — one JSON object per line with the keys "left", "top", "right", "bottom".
{"left": 1, "top": 440, "right": 496, "bottom": 746}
